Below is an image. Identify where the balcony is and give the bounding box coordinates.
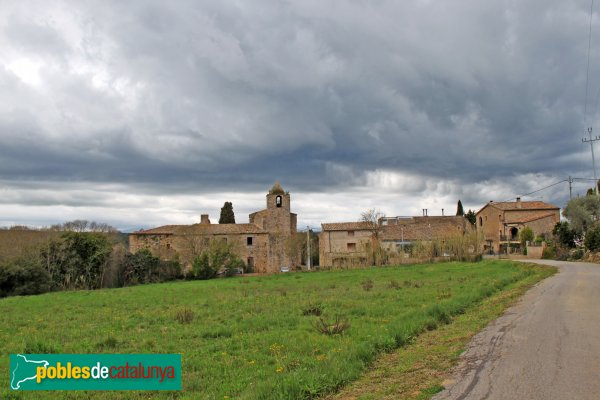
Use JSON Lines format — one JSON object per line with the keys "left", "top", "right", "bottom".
{"left": 499, "top": 235, "right": 519, "bottom": 242}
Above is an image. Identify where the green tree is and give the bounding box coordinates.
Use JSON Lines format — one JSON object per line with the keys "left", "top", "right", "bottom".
{"left": 0, "top": 258, "right": 50, "bottom": 298}
{"left": 121, "top": 249, "right": 160, "bottom": 285}
{"left": 219, "top": 202, "right": 236, "bottom": 224}
{"left": 191, "top": 252, "right": 214, "bottom": 280}
{"left": 553, "top": 221, "right": 576, "bottom": 248}
{"left": 41, "top": 232, "right": 112, "bottom": 290}
{"left": 519, "top": 227, "right": 534, "bottom": 245}
{"left": 584, "top": 224, "right": 600, "bottom": 251}
{"left": 563, "top": 195, "right": 600, "bottom": 235}
{"left": 190, "top": 239, "right": 242, "bottom": 279}
{"left": 456, "top": 200, "right": 464, "bottom": 216}
{"left": 465, "top": 209, "right": 476, "bottom": 225}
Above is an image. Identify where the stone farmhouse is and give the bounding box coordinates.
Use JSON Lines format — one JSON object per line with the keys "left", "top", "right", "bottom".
{"left": 319, "top": 215, "right": 471, "bottom": 267}
{"left": 476, "top": 197, "right": 560, "bottom": 254}
{"left": 129, "top": 182, "right": 298, "bottom": 274}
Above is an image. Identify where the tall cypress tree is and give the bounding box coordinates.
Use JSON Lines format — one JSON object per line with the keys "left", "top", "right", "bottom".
{"left": 456, "top": 200, "right": 464, "bottom": 216}
{"left": 219, "top": 202, "right": 236, "bottom": 224}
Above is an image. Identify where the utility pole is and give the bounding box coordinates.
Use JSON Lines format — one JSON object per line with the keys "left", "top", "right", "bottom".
{"left": 401, "top": 227, "right": 404, "bottom": 255}
{"left": 306, "top": 226, "right": 311, "bottom": 270}
{"left": 568, "top": 176, "right": 573, "bottom": 199}
{"left": 582, "top": 127, "right": 600, "bottom": 196}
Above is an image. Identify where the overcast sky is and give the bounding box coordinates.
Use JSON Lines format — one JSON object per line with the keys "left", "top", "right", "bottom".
{"left": 1, "top": 0, "right": 599, "bottom": 231}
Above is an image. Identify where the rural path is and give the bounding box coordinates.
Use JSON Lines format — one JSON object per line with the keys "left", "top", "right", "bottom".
{"left": 433, "top": 260, "right": 600, "bottom": 400}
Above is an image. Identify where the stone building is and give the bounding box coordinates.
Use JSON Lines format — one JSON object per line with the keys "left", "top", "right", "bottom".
{"left": 476, "top": 198, "right": 560, "bottom": 254}
{"left": 319, "top": 215, "right": 471, "bottom": 267}
{"left": 129, "top": 182, "right": 298, "bottom": 274}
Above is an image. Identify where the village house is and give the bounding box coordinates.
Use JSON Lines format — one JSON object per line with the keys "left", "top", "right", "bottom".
{"left": 129, "top": 182, "right": 298, "bottom": 274}
{"left": 319, "top": 215, "right": 471, "bottom": 267}
{"left": 476, "top": 197, "right": 560, "bottom": 254}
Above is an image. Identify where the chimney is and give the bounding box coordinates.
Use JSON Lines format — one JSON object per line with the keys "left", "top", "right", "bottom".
{"left": 200, "top": 214, "right": 211, "bottom": 224}
{"left": 516, "top": 197, "right": 522, "bottom": 209}
{"left": 442, "top": 208, "right": 444, "bottom": 216}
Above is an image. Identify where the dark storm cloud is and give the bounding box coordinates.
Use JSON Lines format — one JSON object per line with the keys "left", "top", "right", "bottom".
{"left": 0, "top": 0, "right": 598, "bottom": 214}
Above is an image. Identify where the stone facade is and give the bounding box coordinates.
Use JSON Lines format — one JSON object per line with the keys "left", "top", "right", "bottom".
{"left": 319, "top": 216, "right": 471, "bottom": 267}
{"left": 129, "top": 182, "right": 298, "bottom": 274}
{"left": 319, "top": 222, "right": 373, "bottom": 267}
{"left": 476, "top": 198, "right": 560, "bottom": 253}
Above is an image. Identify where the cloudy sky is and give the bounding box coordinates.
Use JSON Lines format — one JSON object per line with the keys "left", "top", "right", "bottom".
{"left": 1, "top": 0, "right": 599, "bottom": 231}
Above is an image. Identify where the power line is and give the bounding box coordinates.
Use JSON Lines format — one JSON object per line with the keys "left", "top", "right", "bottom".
{"left": 500, "top": 179, "right": 568, "bottom": 203}
{"left": 584, "top": 0, "right": 595, "bottom": 126}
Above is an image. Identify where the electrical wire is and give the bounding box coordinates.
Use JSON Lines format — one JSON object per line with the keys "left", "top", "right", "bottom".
{"left": 584, "top": 0, "right": 595, "bottom": 128}
{"left": 500, "top": 179, "right": 569, "bottom": 203}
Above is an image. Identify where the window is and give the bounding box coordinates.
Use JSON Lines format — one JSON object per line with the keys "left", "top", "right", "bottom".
{"left": 247, "top": 257, "right": 254, "bottom": 267}
{"left": 247, "top": 236, "right": 253, "bottom": 246}
{"left": 348, "top": 230, "right": 354, "bottom": 237}
{"left": 499, "top": 215, "right": 501, "bottom": 221}
{"left": 347, "top": 243, "right": 356, "bottom": 251}
{"left": 166, "top": 243, "right": 171, "bottom": 249}
{"left": 479, "top": 217, "right": 483, "bottom": 226}
{"left": 276, "top": 195, "right": 282, "bottom": 207}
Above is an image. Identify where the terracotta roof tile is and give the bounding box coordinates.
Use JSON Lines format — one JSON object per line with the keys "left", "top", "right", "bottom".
{"left": 381, "top": 216, "right": 468, "bottom": 241}
{"left": 507, "top": 212, "right": 557, "bottom": 224}
{"left": 485, "top": 201, "right": 559, "bottom": 211}
{"left": 132, "top": 223, "right": 266, "bottom": 236}
{"left": 321, "top": 222, "right": 373, "bottom": 231}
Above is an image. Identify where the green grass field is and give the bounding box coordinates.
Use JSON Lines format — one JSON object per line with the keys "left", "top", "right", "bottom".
{"left": 0, "top": 260, "right": 554, "bottom": 399}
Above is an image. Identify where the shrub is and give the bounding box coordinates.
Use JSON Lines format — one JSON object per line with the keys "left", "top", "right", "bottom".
{"left": 191, "top": 253, "right": 216, "bottom": 280}
{"left": 585, "top": 224, "right": 600, "bottom": 251}
{"left": 553, "top": 222, "right": 577, "bottom": 248}
{"left": 541, "top": 246, "right": 556, "bottom": 259}
{"left": 519, "top": 227, "right": 534, "bottom": 245}
{"left": 159, "top": 258, "right": 183, "bottom": 281}
{"left": 314, "top": 316, "right": 350, "bottom": 335}
{"left": 302, "top": 302, "right": 323, "bottom": 316}
{"left": 570, "top": 248, "right": 585, "bottom": 260}
{"left": 0, "top": 258, "right": 50, "bottom": 298}
{"left": 121, "top": 249, "right": 161, "bottom": 285}
{"left": 361, "top": 279, "right": 374, "bottom": 291}
{"left": 175, "top": 307, "right": 195, "bottom": 324}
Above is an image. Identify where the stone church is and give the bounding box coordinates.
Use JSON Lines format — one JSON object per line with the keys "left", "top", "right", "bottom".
{"left": 129, "top": 182, "right": 298, "bottom": 274}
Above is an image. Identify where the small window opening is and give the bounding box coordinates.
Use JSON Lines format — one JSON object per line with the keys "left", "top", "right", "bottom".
{"left": 347, "top": 243, "right": 356, "bottom": 251}
{"left": 276, "top": 195, "right": 282, "bottom": 207}
{"left": 247, "top": 236, "right": 253, "bottom": 246}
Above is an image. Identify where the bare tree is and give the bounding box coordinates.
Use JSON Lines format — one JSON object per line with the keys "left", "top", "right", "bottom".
{"left": 360, "top": 209, "right": 385, "bottom": 241}
{"left": 360, "top": 209, "right": 386, "bottom": 266}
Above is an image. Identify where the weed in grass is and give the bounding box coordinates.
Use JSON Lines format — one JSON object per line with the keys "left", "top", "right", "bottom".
{"left": 389, "top": 279, "right": 401, "bottom": 289}
{"left": 361, "top": 279, "right": 374, "bottom": 291}
{"left": 278, "top": 288, "right": 287, "bottom": 297}
{"left": 95, "top": 335, "right": 119, "bottom": 351}
{"left": 302, "top": 302, "right": 323, "bottom": 316}
{"left": 175, "top": 307, "right": 194, "bottom": 324}
{"left": 24, "top": 340, "right": 59, "bottom": 354}
{"left": 314, "top": 316, "right": 350, "bottom": 335}
{"left": 437, "top": 288, "right": 452, "bottom": 300}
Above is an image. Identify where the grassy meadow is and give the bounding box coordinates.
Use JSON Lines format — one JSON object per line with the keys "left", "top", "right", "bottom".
{"left": 0, "top": 260, "right": 554, "bottom": 399}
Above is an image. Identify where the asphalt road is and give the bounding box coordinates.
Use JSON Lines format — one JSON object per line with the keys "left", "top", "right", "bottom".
{"left": 433, "top": 260, "right": 600, "bottom": 400}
